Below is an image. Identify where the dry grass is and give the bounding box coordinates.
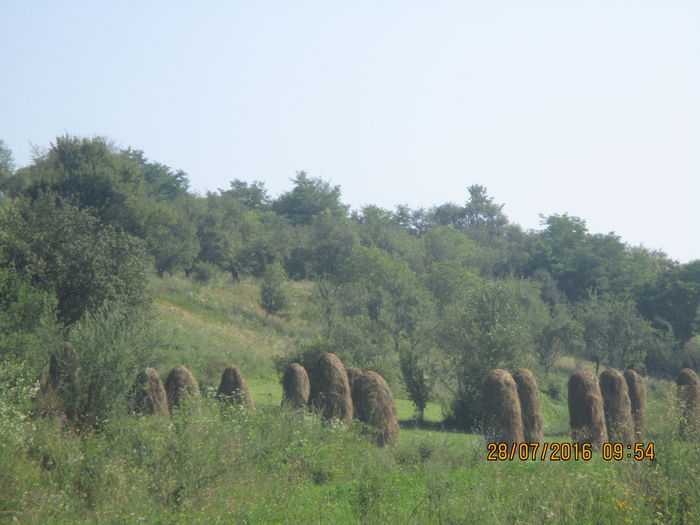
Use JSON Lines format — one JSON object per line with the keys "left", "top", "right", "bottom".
{"left": 217, "top": 365, "right": 255, "bottom": 409}
{"left": 482, "top": 369, "right": 524, "bottom": 444}
{"left": 132, "top": 368, "right": 169, "bottom": 416}
{"left": 308, "top": 353, "right": 353, "bottom": 425}
{"left": 345, "top": 366, "right": 362, "bottom": 392}
{"left": 624, "top": 369, "right": 647, "bottom": 440}
{"left": 599, "top": 368, "right": 634, "bottom": 444}
{"left": 164, "top": 365, "right": 201, "bottom": 410}
{"left": 281, "top": 363, "right": 310, "bottom": 408}
{"left": 513, "top": 369, "right": 544, "bottom": 444}
{"left": 676, "top": 367, "right": 700, "bottom": 440}
{"left": 568, "top": 371, "right": 608, "bottom": 447}
{"left": 352, "top": 371, "right": 400, "bottom": 446}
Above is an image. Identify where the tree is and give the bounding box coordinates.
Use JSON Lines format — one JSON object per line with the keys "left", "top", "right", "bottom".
{"left": 272, "top": 172, "right": 347, "bottom": 225}
{"left": 576, "top": 292, "right": 658, "bottom": 372}
{"left": 0, "top": 193, "right": 149, "bottom": 325}
{"left": 260, "top": 262, "right": 291, "bottom": 317}
{"left": 0, "top": 139, "right": 15, "bottom": 191}
{"left": 535, "top": 304, "right": 584, "bottom": 372}
{"left": 438, "top": 278, "right": 532, "bottom": 429}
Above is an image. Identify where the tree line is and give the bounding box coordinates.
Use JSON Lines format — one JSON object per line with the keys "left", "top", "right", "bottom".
{"left": 0, "top": 135, "right": 698, "bottom": 427}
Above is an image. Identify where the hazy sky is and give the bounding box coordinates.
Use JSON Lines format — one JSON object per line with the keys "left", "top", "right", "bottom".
{"left": 1, "top": 1, "right": 698, "bottom": 262}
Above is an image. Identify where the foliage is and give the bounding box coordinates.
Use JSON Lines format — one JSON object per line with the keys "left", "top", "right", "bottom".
{"left": 438, "top": 279, "right": 533, "bottom": 429}
{"left": 0, "top": 193, "right": 150, "bottom": 325}
{"left": 260, "top": 262, "right": 292, "bottom": 317}
{"left": 59, "top": 302, "right": 164, "bottom": 427}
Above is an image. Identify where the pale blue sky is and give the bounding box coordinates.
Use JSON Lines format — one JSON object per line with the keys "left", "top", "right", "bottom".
{"left": 1, "top": 1, "right": 698, "bottom": 262}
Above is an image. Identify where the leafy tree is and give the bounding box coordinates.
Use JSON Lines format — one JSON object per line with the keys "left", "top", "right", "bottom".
{"left": 576, "top": 292, "right": 658, "bottom": 372}
{"left": 272, "top": 172, "right": 347, "bottom": 225}
{"left": 0, "top": 139, "right": 15, "bottom": 191}
{"left": 223, "top": 179, "right": 270, "bottom": 210}
{"left": 0, "top": 193, "right": 149, "bottom": 325}
{"left": 438, "top": 278, "right": 532, "bottom": 429}
{"left": 260, "top": 262, "right": 291, "bottom": 317}
{"left": 535, "top": 304, "right": 583, "bottom": 372}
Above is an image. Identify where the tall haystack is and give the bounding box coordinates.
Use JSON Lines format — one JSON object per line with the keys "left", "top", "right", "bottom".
{"left": 37, "top": 342, "right": 80, "bottom": 415}
{"left": 513, "top": 369, "right": 544, "bottom": 444}
{"left": 132, "top": 368, "right": 169, "bottom": 416}
{"left": 164, "top": 365, "right": 200, "bottom": 410}
{"left": 482, "top": 369, "right": 524, "bottom": 444}
{"left": 599, "top": 368, "right": 635, "bottom": 443}
{"left": 624, "top": 369, "right": 647, "bottom": 439}
{"left": 677, "top": 368, "right": 700, "bottom": 439}
{"left": 568, "top": 371, "right": 608, "bottom": 447}
{"left": 217, "top": 365, "right": 255, "bottom": 409}
{"left": 282, "top": 363, "right": 310, "bottom": 408}
{"left": 352, "top": 371, "right": 400, "bottom": 446}
{"left": 345, "top": 366, "right": 363, "bottom": 392}
{"left": 308, "top": 353, "right": 353, "bottom": 424}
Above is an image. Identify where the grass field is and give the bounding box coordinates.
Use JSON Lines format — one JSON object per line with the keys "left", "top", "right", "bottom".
{"left": 2, "top": 273, "right": 698, "bottom": 523}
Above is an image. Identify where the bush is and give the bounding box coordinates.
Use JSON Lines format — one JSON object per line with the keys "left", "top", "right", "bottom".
{"left": 260, "top": 262, "right": 291, "bottom": 317}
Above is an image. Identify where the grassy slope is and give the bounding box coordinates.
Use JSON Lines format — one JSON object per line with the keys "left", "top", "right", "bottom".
{"left": 2, "top": 273, "right": 698, "bottom": 523}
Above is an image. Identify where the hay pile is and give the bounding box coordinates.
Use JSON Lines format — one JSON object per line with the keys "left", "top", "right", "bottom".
{"left": 164, "top": 365, "right": 200, "bottom": 410}
{"left": 217, "top": 365, "right": 255, "bottom": 409}
{"left": 37, "top": 342, "right": 80, "bottom": 415}
{"left": 568, "top": 371, "right": 608, "bottom": 447}
{"left": 282, "top": 363, "right": 310, "bottom": 408}
{"left": 599, "top": 368, "right": 635, "bottom": 443}
{"left": 513, "top": 369, "right": 544, "bottom": 443}
{"left": 345, "top": 366, "right": 363, "bottom": 392}
{"left": 624, "top": 369, "right": 647, "bottom": 439}
{"left": 132, "top": 368, "right": 169, "bottom": 416}
{"left": 352, "top": 371, "right": 400, "bottom": 446}
{"left": 308, "top": 353, "right": 353, "bottom": 425}
{"left": 482, "top": 369, "right": 524, "bottom": 444}
{"left": 677, "top": 368, "right": 700, "bottom": 439}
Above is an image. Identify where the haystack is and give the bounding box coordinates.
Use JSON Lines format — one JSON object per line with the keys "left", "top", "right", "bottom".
{"left": 513, "top": 369, "right": 544, "bottom": 443}
{"left": 482, "top": 369, "right": 524, "bottom": 444}
{"left": 345, "top": 366, "right": 363, "bottom": 392}
{"left": 352, "top": 371, "right": 400, "bottom": 446}
{"left": 308, "top": 353, "right": 353, "bottom": 424}
{"left": 37, "top": 342, "right": 80, "bottom": 415}
{"left": 677, "top": 368, "right": 700, "bottom": 439}
{"left": 624, "top": 369, "right": 647, "bottom": 439}
{"left": 164, "top": 365, "right": 200, "bottom": 410}
{"left": 217, "top": 365, "right": 255, "bottom": 409}
{"left": 132, "top": 368, "right": 169, "bottom": 416}
{"left": 282, "top": 363, "right": 310, "bottom": 408}
{"left": 568, "top": 371, "right": 608, "bottom": 447}
{"left": 599, "top": 368, "right": 635, "bottom": 443}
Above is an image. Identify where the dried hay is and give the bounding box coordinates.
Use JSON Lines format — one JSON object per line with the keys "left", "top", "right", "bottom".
{"left": 677, "top": 368, "right": 700, "bottom": 439}
{"left": 599, "top": 368, "right": 635, "bottom": 444}
{"left": 282, "top": 363, "right": 310, "bottom": 408}
{"left": 513, "top": 369, "right": 544, "bottom": 444}
{"left": 216, "top": 365, "right": 255, "bottom": 409}
{"left": 308, "top": 353, "right": 353, "bottom": 424}
{"left": 164, "top": 365, "right": 200, "bottom": 410}
{"left": 482, "top": 369, "right": 524, "bottom": 444}
{"left": 352, "top": 371, "right": 400, "bottom": 446}
{"left": 132, "top": 368, "right": 169, "bottom": 416}
{"left": 624, "top": 369, "right": 647, "bottom": 439}
{"left": 345, "top": 366, "right": 363, "bottom": 392}
{"left": 568, "top": 371, "right": 608, "bottom": 447}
